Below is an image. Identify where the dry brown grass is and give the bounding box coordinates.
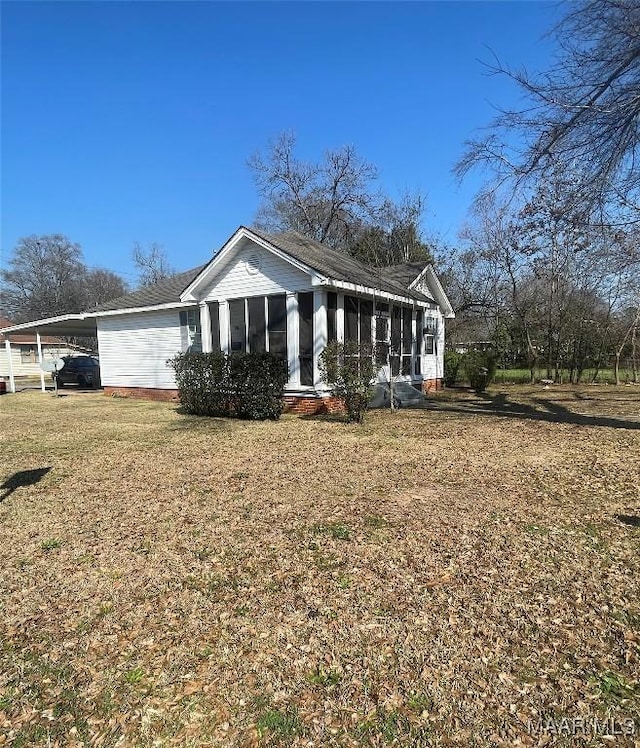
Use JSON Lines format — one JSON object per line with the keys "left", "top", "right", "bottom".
{"left": 0, "top": 385, "right": 639, "bottom": 747}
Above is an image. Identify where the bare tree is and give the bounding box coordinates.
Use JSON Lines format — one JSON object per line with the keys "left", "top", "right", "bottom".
{"left": 248, "top": 132, "right": 429, "bottom": 263}
{"left": 132, "top": 242, "right": 175, "bottom": 287}
{"left": 0, "top": 234, "right": 128, "bottom": 322}
{"left": 1, "top": 235, "right": 89, "bottom": 321}
{"left": 456, "top": 0, "right": 640, "bottom": 223}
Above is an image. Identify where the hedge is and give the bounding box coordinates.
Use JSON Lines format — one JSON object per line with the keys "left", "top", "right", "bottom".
{"left": 168, "top": 352, "right": 289, "bottom": 420}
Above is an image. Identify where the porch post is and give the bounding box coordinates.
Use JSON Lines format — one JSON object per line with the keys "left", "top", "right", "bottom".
{"left": 286, "top": 292, "right": 299, "bottom": 384}
{"left": 36, "top": 331, "right": 46, "bottom": 392}
{"left": 5, "top": 339, "right": 15, "bottom": 393}
{"left": 219, "top": 300, "right": 230, "bottom": 354}
{"left": 336, "top": 293, "right": 344, "bottom": 342}
{"left": 313, "top": 290, "right": 327, "bottom": 388}
{"left": 199, "top": 303, "right": 212, "bottom": 352}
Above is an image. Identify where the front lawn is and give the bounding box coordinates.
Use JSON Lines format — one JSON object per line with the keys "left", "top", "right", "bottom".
{"left": 1, "top": 386, "right": 639, "bottom": 746}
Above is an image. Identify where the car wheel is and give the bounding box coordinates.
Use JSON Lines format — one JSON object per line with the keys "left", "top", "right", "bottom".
{"left": 78, "top": 375, "right": 87, "bottom": 389}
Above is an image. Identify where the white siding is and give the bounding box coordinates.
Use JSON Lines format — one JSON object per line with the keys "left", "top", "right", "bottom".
{"left": 201, "top": 246, "right": 313, "bottom": 301}
{"left": 0, "top": 344, "right": 79, "bottom": 378}
{"left": 97, "top": 309, "right": 186, "bottom": 389}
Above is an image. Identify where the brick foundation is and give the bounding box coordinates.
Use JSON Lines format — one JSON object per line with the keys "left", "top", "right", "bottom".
{"left": 282, "top": 395, "right": 344, "bottom": 415}
{"left": 104, "top": 385, "right": 344, "bottom": 414}
{"left": 104, "top": 386, "right": 180, "bottom": 402}
{"left": 421, "top": 378, "right": 443, "bottom": 393}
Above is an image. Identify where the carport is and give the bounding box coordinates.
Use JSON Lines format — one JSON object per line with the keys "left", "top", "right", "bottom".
{"left": 0, "top": 314, "right": 98, "bottom": 393}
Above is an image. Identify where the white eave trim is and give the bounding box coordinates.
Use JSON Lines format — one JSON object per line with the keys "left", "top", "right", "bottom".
{"left": 180, "top": 226, "right": 324, "bottom": 302}
{"left": 409, "top": 264, "right": 455, "bottom": 318}
{"left": 93, "top": 301, "right": 196, "bottom": 318}
{"left": 321, "top": 279, "right": 430, "bottom": 308}
{"left": 0, "top": 313, "right": 94, "bottom": 333}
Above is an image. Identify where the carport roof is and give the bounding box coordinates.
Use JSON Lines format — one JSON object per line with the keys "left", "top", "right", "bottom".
{"left": 0, "top": 314, "right": 98, "bottom": 338}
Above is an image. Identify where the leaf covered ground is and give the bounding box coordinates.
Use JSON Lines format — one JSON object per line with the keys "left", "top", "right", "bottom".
{"left": 0, "top": 385, "right": 639, "bottom": 747}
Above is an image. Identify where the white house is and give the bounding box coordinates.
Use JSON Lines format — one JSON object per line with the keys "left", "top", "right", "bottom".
{"left": 0, "top": 226, "right": 454, "bottom": 412}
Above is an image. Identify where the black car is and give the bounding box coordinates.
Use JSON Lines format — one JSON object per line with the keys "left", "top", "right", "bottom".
{"left": 54, "top": 356, "right": 101, "bottom": 388}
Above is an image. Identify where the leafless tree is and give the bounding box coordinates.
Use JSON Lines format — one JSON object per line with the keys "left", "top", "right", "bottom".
{"left": 248, "top": 132, "right": 429, "bottom": 263}
{"left": 132, "top": 242, "right": 175, "bottom": 287}
{"left": 456, "top": 0, "right": 640, "bottom": 223}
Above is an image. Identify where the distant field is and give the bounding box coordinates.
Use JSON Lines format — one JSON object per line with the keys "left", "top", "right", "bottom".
{"left": 1, "top": 386, "right": 639, "bottom": 746}
{"left": 490, "top": 367, "right": 637, "bottom": 384}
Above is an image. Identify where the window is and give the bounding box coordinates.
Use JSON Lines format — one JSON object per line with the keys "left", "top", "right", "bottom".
{"left": 425, "top": 335, "right": 435, "bottom": 355}
{"left": 268, "top": 295, "right": 287, "bottom": 359}
{"left": 344, "top": 295, "right": 359, "bottom": 342}
{"left": 415, "top": 310, "right": 423, "bottom": 375}
{"left": 248, "top": 297, "right": 266, "bottom": 353}
{"left": 298, "top": 292, "right": 314, "bottom": 385}
{"left": 179, "top": 309, "right": 202, "bottom": 352}
{"left": 20, "top": 347, "right": 36, "bottom": 364}
{"left": 359, "top": 299, "right": 373, "bottom": 347}
{"left": 424, "top": 317, "right": 436, "bottom": 355}
{"left": 390, "top": 306, "right": 401, "bottom": 376}
{"left": 209, "top": 302, "right": 220, "bottom": 352}
{"left": 229, "top": 300, "right": 246, "bottom": 352}
{"left": 327, "top": 292, "right": 337, "bottom": 342}
{"left": 402, "top": 307, "right": 412, "bottom": 375}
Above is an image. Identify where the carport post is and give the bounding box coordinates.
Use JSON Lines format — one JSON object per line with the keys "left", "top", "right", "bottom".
{"left": 36, "top": 331, "right": 46, "bottom": 392}
{"left": 4, "top": 339, "right": 15, "bottom": 393}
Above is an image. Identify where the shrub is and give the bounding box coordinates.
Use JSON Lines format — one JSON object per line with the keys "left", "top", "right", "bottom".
{"left": 319, "top": 340, "right": 376, "bottom": 423}
{"left": 168, "top": 352, "right": 288, "bottom": 420}
{"left": 443, "top": 350, "right": 462, "bottom": 386}
{"left": 464, "top": 349, "right": 496, "bottom": 394}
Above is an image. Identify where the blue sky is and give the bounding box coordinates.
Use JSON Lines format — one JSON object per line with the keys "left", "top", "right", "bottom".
{"left": 1, "top": 1, "right": 560, "bottom": 284}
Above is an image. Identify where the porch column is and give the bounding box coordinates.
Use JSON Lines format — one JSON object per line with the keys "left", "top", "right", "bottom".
{"left": 313, "top": 290, "right": 328, "bottom": 388}
{"left": 336, "top": 293, "right": 344, "bottom": 342}
{"left": 218, "top": 300, "right": 230, "bottom": 354}
{"left": 36, "top": 331, "right": 46, "bottom": 392}
{"left": 4, "top": 339, "right": 15, "bottom": 393}
{"left": 199, "top": 303, "right": 212, "bottom": 352}
{"left": 286, "top": 292, "right": 299, "bottom": 384}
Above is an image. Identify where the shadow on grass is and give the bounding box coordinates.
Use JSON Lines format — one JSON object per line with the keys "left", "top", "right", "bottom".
{"left": 170, "top": 408, "right": 230, "bottom": 430}
{"left": 616, "top": 514, "right": 640, "bottom": 527}
{"left": 1, "top": 467, "right": 52, "bottom": 502}
{"left": 421, "top": 390, "right": 640, "bottom": 430}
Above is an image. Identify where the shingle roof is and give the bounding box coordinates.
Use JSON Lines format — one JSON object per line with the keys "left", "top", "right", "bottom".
{"left": 381, "top": 262, "right": 429, "bottom": 288}
{"left": 255, "top": 229, "right": 434, "bottom": 303}
{"left": 94, "top": 265, "right": 207, "bottom": 312}
{"left": 93, "top": 228, "right": 434, "bottom": 314}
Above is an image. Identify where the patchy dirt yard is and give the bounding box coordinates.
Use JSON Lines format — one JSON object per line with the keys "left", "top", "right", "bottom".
{"left": 1, "top": 385, "right": 639, "bottom": 747}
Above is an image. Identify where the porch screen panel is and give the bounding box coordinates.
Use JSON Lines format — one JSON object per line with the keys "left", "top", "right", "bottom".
{"left": 327, "top": 292, "right": 337, "bottom": 343}
{"left": 345, "top": 295, "right": 359, "bottom": 342}
{"left": 298, "top": 292, "right": 314, "bottom": 385}
{"left": 359, "top": 300, "right": 373, "bottom": 347}
{"left": 268, "top": 295, "right": 287, "bottom": 359}
{"left": 229, "top": 299, "right": 246, "bottom": 353}
{"left": 390, "top": 306, "right": 401, "bottom": 376}
{"left": 402, "top": 307, "right": 412, "bottom": 375}
{"left": 415, "top": 310, "right": 423, "bottom": 375}
{"left": 375, "top": 302, "right": 389, "bottom": 367}
{"left": 248, "top": 297, "right": 266, "bottom": 353}
{"left": 209, "top": 303, "right": 221, "bottom": 353}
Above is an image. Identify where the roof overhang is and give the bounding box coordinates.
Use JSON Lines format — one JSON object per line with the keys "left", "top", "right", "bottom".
{"left": 180, "top": 226, "right": 325, "bottom": 302}
{"left": 409, "top": 265, "right": 455, "bottom": 318}
{"left": 0, "top": 313, "right": 98, "bottom": 338}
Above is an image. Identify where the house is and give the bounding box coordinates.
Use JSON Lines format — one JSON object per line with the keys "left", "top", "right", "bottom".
{"left": 0, "top": 226, "right": 454, "bottom": 411}
{"left": 0, "top": 317, "right": 90, "bottom": 382}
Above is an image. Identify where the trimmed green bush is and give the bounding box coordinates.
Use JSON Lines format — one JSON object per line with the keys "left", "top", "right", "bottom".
{"left": 168, "top": 352, "right": 288, "bottom": 420}
{"left": 319, "top": 340, "right": 376, "bottom": 424}
{"left": 463, "top": 350, "right": 496, "bottom": 394}
{"left": 443, "top": 350, "right": 462, "bottom": 386}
